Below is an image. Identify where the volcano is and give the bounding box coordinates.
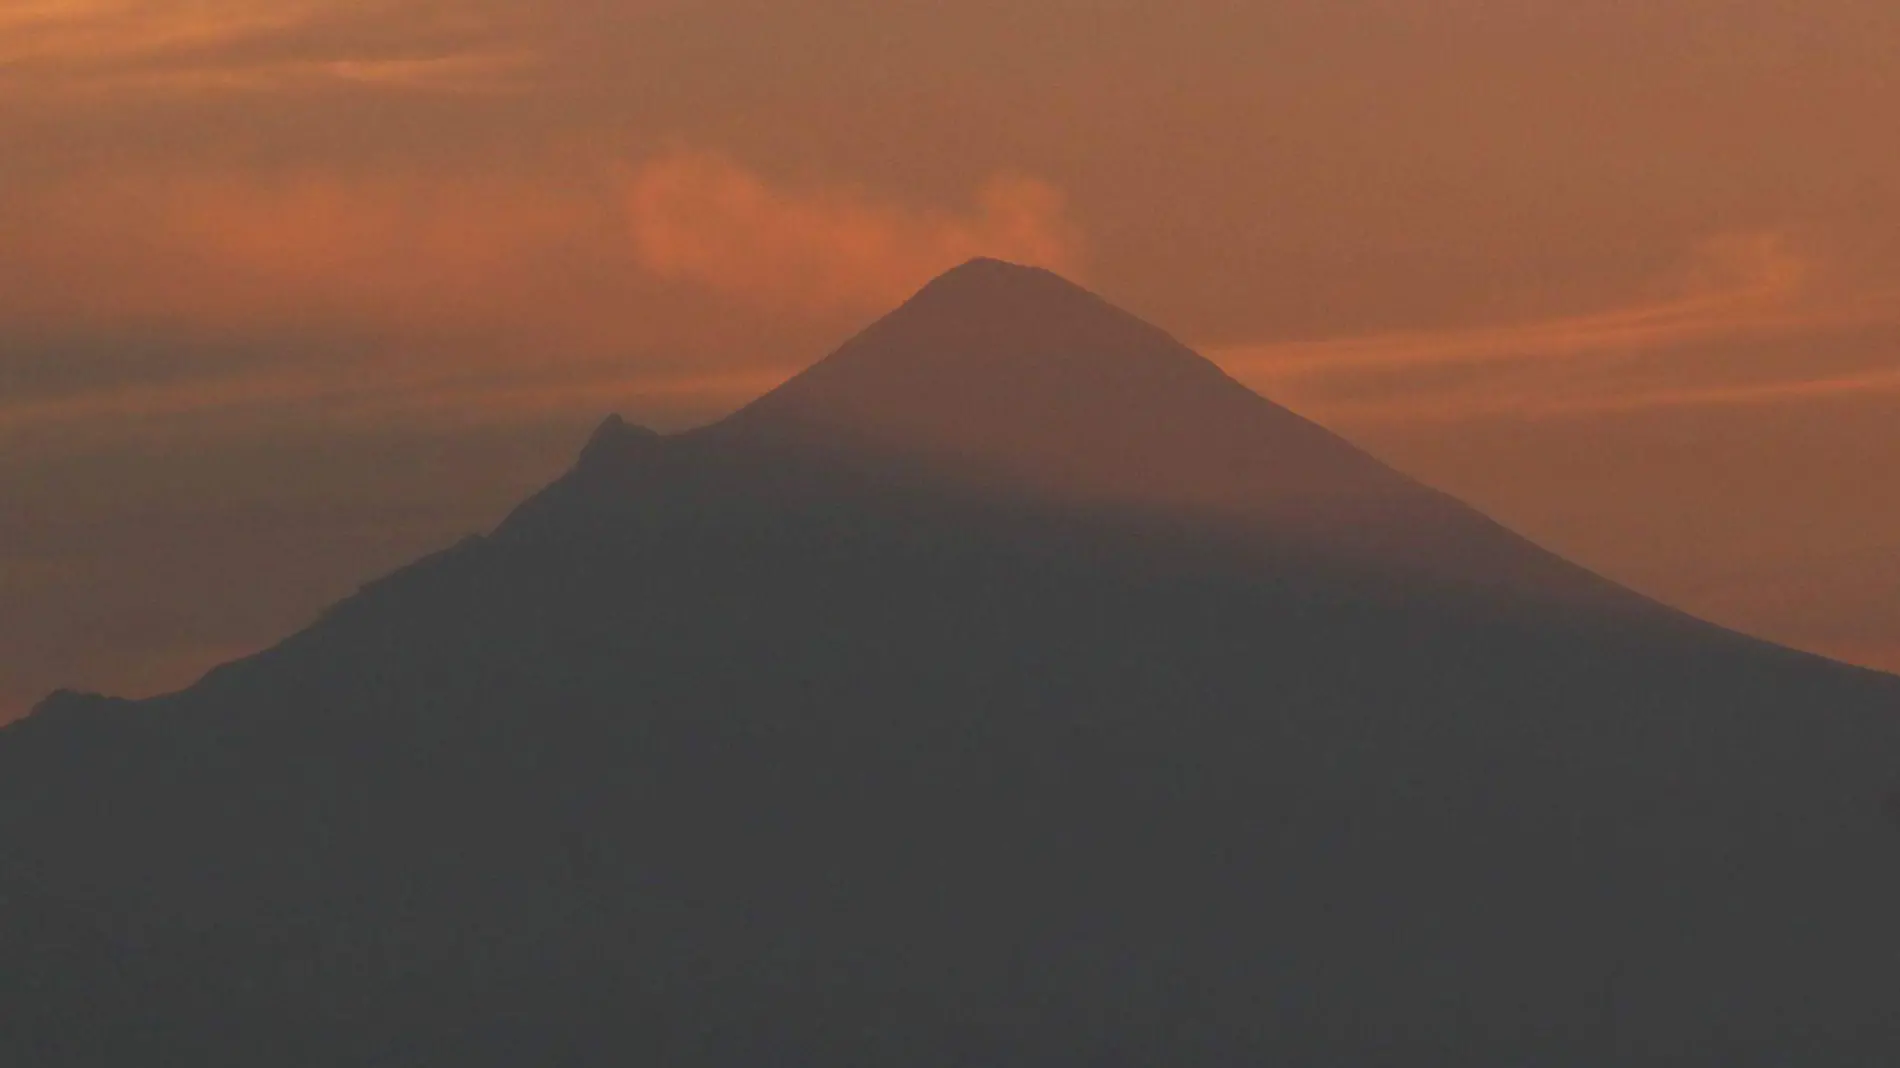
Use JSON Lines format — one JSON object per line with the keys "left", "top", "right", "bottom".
{"left": 5, "top": 260, "right": 1899, "bottom": 1066}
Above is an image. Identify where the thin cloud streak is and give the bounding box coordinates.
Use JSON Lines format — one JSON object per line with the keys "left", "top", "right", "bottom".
{"left": 56, "top": 51, "right": 540, "bottom": 96}
{"left": 1211, "top": 235, "right": 1900, "bottom": 422}
{"left": 1218, "top": 234, "right": 1814, "bottom": 373}
{"left": 0, "top": 1, "right": 321, "bottom": 64}
{"left": 0, "top": 0, "right": 534, "bottom": 95}
{"left": 1303, "top": 364, "right": 1900, "bottom": 424}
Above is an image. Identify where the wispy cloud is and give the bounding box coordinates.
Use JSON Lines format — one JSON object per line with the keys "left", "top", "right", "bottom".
{"left": 0, "top": 150, "right": 1082, "bottom": 342}
{"left": 1212, "top": 234, "right": 1900, "bottom": 421}
{"left": 0, "top": 0, "right": 534, "bottom": 95}
{"left": 0, "top": 1, "right": 314, "bottom": 63}
{"left": 627, "top": 150, "right": 1084, "bottom": 315}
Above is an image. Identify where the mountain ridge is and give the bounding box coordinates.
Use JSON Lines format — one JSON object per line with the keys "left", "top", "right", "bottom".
{"left": 5, "top": 259, "right": 1899, "bottom": 1066}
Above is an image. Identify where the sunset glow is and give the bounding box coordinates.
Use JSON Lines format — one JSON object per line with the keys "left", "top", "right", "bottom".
{"left": 5, "top": 0, "right": 1898, "bottom": 718}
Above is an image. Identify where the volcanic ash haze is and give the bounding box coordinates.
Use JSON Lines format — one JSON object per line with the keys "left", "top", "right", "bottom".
{"left": 5, "top": 259, "right": 1900, "bottom": 1066}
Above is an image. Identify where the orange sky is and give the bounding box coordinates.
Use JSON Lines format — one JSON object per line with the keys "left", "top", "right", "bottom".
{"left": 4, "top": 0, "right": 1898, "bottom": 719}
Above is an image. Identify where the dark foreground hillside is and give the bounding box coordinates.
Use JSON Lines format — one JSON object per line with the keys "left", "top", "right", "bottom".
{"left": 5, "top": 261, "right": 1898, "bottom": 1066}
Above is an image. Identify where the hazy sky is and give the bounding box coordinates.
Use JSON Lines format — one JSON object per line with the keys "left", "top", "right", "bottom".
{"left": 5, "top": 0, "right": 1898, "bottom": 719}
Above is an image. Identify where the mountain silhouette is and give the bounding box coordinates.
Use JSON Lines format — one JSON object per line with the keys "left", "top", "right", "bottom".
{"left": 5, "top": 259, "right": 1900, "bottom": 1066}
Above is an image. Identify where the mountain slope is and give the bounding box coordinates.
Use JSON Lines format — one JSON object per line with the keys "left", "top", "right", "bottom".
{"left": 4, "top": 260, "right": 1899, "bottom": 1067}
{"left": 511, "top": 259, "right": 1678, "bottom": 614}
